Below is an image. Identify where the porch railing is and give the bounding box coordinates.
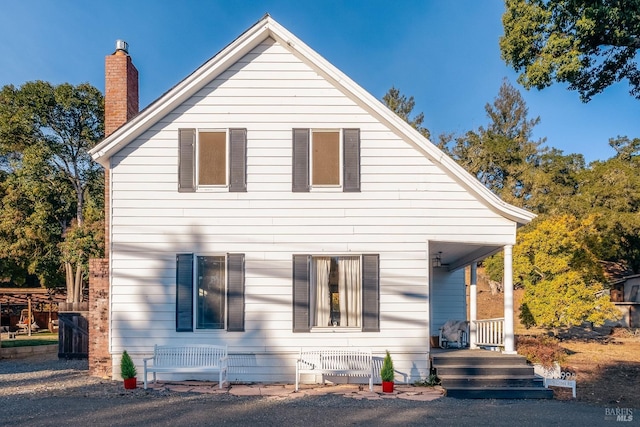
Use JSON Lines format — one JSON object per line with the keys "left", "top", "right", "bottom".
{"left": 473, "top": 317, "right": 504, "bottom": 347}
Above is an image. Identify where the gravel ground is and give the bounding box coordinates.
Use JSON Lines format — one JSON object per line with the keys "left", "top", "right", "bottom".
{"left": 0, "top": 353, "right": 634, "bottom": 426}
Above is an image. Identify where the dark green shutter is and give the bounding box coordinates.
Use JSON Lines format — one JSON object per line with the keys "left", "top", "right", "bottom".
{"left": 176, "top": 253, "right": 194, "bottom": 332}
{"left": 292, "top": 255, "right": 311, "bottom": 332}
{"left": 292, "top": 129, "right": 310, "bottom": 192}
{"left": 227, "top": 253, "right": 245, "bottom": 332}
{"left": 178, "top": 129, "right": 196, "bottom": 192}
{"left": 229, "top": 128, "right": 247, "bottom": 192}
{"left": 343, "top": 128, "right": 360, "bottom": 192}
{"left": 362, "top": 254, "right": 380, "bottom": 332}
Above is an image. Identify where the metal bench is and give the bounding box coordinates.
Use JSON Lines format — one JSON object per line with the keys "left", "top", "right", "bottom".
{"left": 143, "top": 344, "right": 229, "bottom": 389}
{"left": 295, "top": 348, "right": 373, "bottom": 391}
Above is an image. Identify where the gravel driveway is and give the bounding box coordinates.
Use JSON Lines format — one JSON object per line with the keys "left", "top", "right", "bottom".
{"left": 0, "top": 353, "right": 632, "bottom": 426}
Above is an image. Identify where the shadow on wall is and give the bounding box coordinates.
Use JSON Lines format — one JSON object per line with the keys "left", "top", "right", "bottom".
{"left": 108, "top": 220, "right": 427, "bottom": 383}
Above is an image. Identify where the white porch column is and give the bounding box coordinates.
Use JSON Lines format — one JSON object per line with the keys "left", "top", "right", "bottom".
{"left": 469, "top": 263, "right": 478, "bottom": 349}
{"left": 503, "top": 245, "right": 515, "bottom": 353}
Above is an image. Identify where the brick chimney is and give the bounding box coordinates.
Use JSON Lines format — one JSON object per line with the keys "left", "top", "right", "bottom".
{"left": 89, "top": 40, "right": 139, "bottom": 379}
{"left": 105, "top": 40, "right": 139, "bottom": 137}
{"left": 103, "top": 39, "right": 139, "bottom": 259}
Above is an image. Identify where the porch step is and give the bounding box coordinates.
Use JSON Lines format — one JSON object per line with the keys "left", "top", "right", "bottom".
{"left": 445, "top": 387, "right": 553, "bottom": 399}
{"left": 434, "top": 364, "right": 533, "bottom": 377}
{"left": 432, "top": 353, "right": 528, "bottom": 366}
{"left": 439, "top": 374, "right": 543, "bottom": 388}
{"left": 431, "top": 350, "right": 553, "bottom": 399}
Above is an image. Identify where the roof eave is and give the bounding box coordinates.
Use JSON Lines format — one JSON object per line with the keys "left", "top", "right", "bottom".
{"left": 90, "top": 15, "right": 536, "bottom": 226}
{"left": 265, "top": 19, "right": 536, "bottom": 225}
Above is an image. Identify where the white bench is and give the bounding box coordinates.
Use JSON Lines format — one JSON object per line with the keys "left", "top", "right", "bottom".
{"left": 295, "top": 348, "right": 373, "bottom": 391}
{"left": 143, "top": 344, "right": 229, "bottom": 390}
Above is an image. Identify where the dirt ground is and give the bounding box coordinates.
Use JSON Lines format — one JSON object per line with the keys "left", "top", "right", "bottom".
{"left": 557, "top": 331, "right": 640, "bottom": 407}
{"left": 474, "top": 270, "right": 640, "bottom": 408}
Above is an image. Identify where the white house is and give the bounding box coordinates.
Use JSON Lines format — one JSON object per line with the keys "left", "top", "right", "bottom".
{"left": 89, "top": 15, "right": 535, "bottom": 384}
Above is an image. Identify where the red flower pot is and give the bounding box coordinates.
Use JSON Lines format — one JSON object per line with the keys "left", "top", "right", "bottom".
{"left": 123, "top": 377, "right": 137, "bottom": 389}
{"left": 382, "top": 381, "right": 394, "bottom": 393}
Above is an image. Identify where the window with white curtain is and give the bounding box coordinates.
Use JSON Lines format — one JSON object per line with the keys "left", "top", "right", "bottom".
{"left": 311, "top": 256, "right": 361, "bottom": 327}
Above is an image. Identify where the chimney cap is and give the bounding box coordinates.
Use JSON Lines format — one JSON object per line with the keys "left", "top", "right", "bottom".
{"left": 115, "top": 40, "right": 129, "bottom": 54}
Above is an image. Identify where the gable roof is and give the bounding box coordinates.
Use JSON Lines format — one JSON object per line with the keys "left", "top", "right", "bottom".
{"left": 89, "top": 14, "right": 535, "bottom": 225}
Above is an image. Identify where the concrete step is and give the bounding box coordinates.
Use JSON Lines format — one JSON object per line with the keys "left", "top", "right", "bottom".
{"left": 435, "top": 364, "right": 534, "bottom": 377}
{"left": 445, "top": 387, "right": 554, "bottom": 399}
{"left": 440, "top": 375, "right": 543, "bottom": 389}
{"left": 431, "top": 354, "right": 529, "bottom": 367}
{"left": 431, "top": 350, "right": 552, "bottom": 399}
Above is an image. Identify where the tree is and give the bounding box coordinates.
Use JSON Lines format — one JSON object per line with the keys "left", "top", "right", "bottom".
{"left": 445, "top": 80, "right": 543, "bottom": 208}
{"left": 574, "top": 136, "right": 640, "bottom": 273}
{"left": 0, "top": 139, "right": 70, "bottom": 288}
{"left": 0, "top": 81, "right": 104, "bottom": 301}
{"left": 500, "top": 0, "right": 640, "bottom": 102}
{"left": 514, "top": 215, "right": 620, "bottom": 329}
{"left": 526, "top": 148, "right": 585, "bottom": 215}
{"left": 382, "top": 87, "right": 431, "bottom": 139}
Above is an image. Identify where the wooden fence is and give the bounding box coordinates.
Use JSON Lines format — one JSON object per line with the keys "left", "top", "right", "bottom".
{"left": 58, "top": 310, "right": 88, "bottom": 359}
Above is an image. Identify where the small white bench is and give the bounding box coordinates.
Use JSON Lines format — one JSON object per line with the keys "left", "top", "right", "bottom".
{"left": 295, "top": 348, "right": 373, "bottom": 392}
{"left": 143, "top": 344, "right": 229, "bottom": 390}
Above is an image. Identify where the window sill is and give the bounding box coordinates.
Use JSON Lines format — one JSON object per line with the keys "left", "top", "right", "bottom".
{"left": 310, "top": 186, "right": 342, "bottom": 192}
{"left": 196, "top": 186, "right": 229, "bottom": 192}
{"left": 310, "top": 327, "right": 362, "bottom": 333}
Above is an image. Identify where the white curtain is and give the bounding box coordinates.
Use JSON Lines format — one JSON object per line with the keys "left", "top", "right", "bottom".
{"left": 315, "top": 257, "right": 331, "bottom": 327}
{"left": 339, "top": 257, "right": 361, "bottom": 327}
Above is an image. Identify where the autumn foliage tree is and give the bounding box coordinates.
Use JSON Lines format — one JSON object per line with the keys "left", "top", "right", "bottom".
{"left": 514, "top": 215, "right": 620, "bottom": 329}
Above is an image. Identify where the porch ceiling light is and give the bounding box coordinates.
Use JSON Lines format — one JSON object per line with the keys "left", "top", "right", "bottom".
{"left": 432, "top": 252, "right": 442, "bottom": 268}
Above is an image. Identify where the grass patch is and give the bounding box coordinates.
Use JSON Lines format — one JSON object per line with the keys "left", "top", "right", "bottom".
{"left": 1, "top": 332, "right": 58, "bottom": 348}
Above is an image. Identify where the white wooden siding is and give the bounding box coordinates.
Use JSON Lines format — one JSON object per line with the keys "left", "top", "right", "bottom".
{"left": 109, "top": 38, "right": 515, "bottom": 383}
{"left": 430, "top": 268, "right": 467, "bottom": 335}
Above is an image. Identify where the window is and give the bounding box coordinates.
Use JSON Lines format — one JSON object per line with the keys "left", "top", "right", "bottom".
{"left": 311, "top": 131, "right": 340, "bottom": 186}
{"left": 292, "top": 128, "right": 360, "bottom": 192}
{"left": 311, "top": 256, "right": 361, "bottom": 327}
{"left": 292, "top": 254, "right": 379, "bottom": 332}
{"left": 176, "top": 253, "right": 245, "bottom": 332}
{"left": 178, "top": 128, "right": 247, "bottom": 192}
{"left": 196, "top": 256, "right": 225, "bottom": 329}
{"left": 198, "top": 132, "right": 226, "bottom": 186}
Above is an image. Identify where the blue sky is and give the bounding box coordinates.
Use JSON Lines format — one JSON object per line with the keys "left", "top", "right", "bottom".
{"left": 1, "top": 0, "right": 638, "bottom": 163}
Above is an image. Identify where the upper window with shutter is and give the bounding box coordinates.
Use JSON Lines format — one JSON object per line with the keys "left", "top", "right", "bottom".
{"left": 292, "top": 128, "right": 360, "bottom": 192}
{"left": 312, "top": 131, "right": 340, "bottom": 186}
{"left": 178, "top": 128, "right": 247, "bottom": 192}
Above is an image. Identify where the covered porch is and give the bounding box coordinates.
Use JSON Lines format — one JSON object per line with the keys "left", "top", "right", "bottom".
{"left": 429, "top": 241, "right": 515, "bottom": 353}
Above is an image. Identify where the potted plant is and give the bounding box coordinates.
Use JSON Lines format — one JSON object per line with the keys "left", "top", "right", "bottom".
{"left": 380, "top": 350, "right": 394, "bottom": 393}
{"left": 120, "top": 350, "right": 137, "bottom": 389}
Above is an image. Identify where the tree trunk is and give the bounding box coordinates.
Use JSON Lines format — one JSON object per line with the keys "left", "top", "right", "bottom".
{"left": 74, "top": 262, "right": 82, "bottom": 302}
{"left": 65, "top": 262, "right": 74, "bottom": 303}
{"left": 65, "top": 261, "right": 84, "bottom": 303}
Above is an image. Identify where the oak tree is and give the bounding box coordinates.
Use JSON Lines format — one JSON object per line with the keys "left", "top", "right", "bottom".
{"left": 0, "top": 81, "right": 104, "bottom": 301}
{"left": 500, "top": 0, "right": 640, "bottom": 101}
